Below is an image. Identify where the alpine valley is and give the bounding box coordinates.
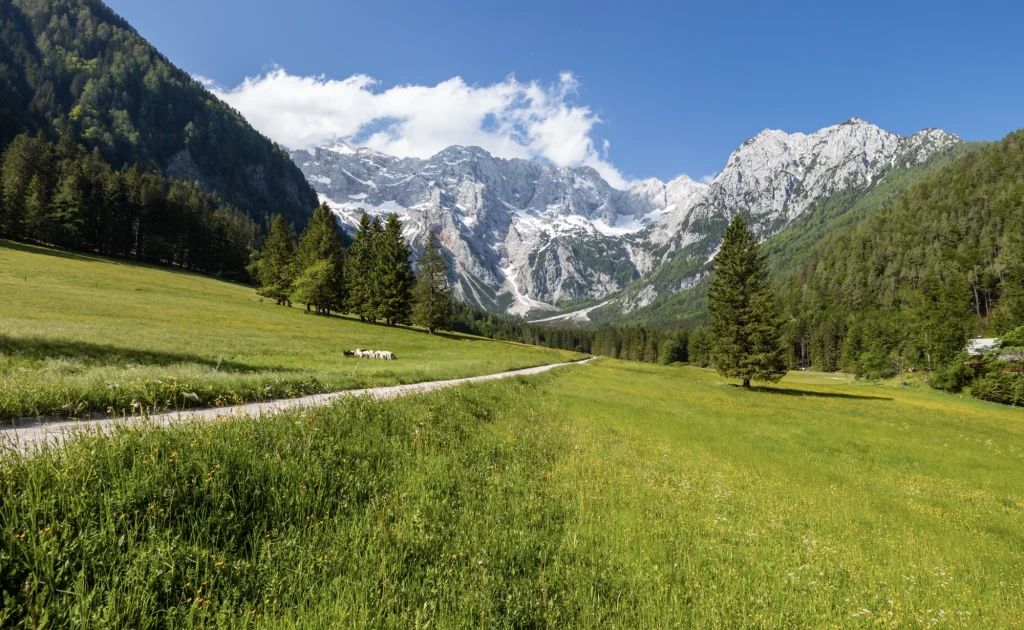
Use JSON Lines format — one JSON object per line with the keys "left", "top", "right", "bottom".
{"left": 291, "top": 119, "right": 962, "bottom": 320}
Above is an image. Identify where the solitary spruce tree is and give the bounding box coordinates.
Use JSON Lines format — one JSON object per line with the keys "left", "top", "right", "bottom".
{"left": 255, "top": 215, "right": 295, "bottom": 305}
{"left": 412, "top": 231, "right": 452, "bottom": 334}
{"left": 376, "top": 213, "right": 414, "bottom": 326}
{"left": 707, "top": 215, "right": 787, "bottom": 388}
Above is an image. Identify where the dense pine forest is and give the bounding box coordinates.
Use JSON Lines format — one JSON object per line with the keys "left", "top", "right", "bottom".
{"left": 782, "top": 128, "right": 1024, "bottom": 401}
{"left": 0, "top": 0, "right": 318, "bottom": 277}
{"left": 1, "top": 133, "right": 259, "bottom": 279}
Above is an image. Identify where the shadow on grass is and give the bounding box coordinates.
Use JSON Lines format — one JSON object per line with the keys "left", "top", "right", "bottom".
{"left": 749, "top": 386, "right": 893, "bottom": 401}
{"left": 0, "top": 335, "right": 293, "bottom": 373}
{"left": 0, "top": 239, "right": 253, "bottom": 287}
{"left": 432, "top": 331, "right": 491, "bottom": 343}
{"left": 0, "top": 238, "right": 119, "bottom": 265}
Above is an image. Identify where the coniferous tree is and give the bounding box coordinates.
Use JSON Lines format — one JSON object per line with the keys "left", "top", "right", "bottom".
{"left": 291, "top": 260, "right": 337, "bottom": 315}
{"left": 291, "top": 203, "right": 345, "bottom": 315}
{"left": 345, "top": 213, "right": 377, "bottom": 321}
{"left": 0, "top": 133, "right": 42, "bottom": 238}
{"left": 708, "top": 216, "right": 787, "bottom": 388}
{"left": 376, "top": 213, "right": 414, "bottom": 326}
{"left": 254, "top": 215, "right": 296, "bottom": 306}
{"left": 365, "top": 216, "right": 385, "bottom": 321}
{"left": 0, "top": 131, "right": 260, "bottom": 279}
{"left": 50, "top": 166, "right": 84, "bottom": 248}
{"left": 908, "top": 271, "right": 970, "bottom": 375}
{"left": 23, "top": 173, "right": 50, "bottom": 241}
{"left": 412, "top": 231, "right": 452, "bottom": 334}
{"left": 687, "top": 326, "right": 713, "bottom": 367}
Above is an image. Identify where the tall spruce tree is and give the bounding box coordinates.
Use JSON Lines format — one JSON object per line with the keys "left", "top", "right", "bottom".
{"left": 708, "top": 216, "right": 787, "bottom": 388}
{"left": 412, "top": 231, "right": 452, "bottom": 334}
{"left": 345, "top": 213, "right": 377, "bottom": 321}
{"left": 376, "top": 213, "right": 414, "bottom": 326}
{"left": 291, "top": 203, "right": 345, "bottom": 315}
{"left": 365, "top": 216, "right": 385, "bottom": 321}
{"left": 254, "top": 215, "right": 296, "bottom": 306}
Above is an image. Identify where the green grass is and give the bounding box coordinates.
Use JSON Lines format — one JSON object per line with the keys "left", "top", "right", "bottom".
{"left": 0, "top": 240, "right": 580, "bottom": 421}
{"left": 2, "top": 360, "right": 1022, "bottom": 627}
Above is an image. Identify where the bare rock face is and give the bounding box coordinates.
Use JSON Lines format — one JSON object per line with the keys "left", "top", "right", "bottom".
{"left": 290, "top": 118, "right": 959, "bottom": 317}
{"left": 619, "top": 119, "right": 961, "bottom": 313}
{"left": 165, "top": 148, "right": 203, "bottom": 184}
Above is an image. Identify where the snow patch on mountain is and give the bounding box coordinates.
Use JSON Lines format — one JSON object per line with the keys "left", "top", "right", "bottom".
{"left": 292, "top": 118, "right": 958, "bottom": 315}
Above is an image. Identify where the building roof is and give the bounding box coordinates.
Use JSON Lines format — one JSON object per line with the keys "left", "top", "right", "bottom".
{"left": 966, "top": 338, "right": 998, "bottom": 356}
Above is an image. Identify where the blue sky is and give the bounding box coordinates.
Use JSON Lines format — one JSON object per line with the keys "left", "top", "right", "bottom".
{"left": 107, "top": 0, "right": 1023, "bottom": 186}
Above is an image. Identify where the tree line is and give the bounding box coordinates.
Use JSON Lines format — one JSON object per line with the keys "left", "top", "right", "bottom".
{"left": 1, "top": 131, "right": 257, "bottom": 280}
{"left": 449, "top": 303, "right": 693, "bottom": 366}
{"left": 251, "top": 206, "right": 453, "bottom": 334}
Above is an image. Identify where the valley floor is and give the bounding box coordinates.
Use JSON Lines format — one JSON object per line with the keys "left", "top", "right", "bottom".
{"left": 2, "top": 359, "right": 1021, "bottom": 628}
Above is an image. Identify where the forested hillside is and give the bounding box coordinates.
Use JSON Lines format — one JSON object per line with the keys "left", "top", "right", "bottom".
{"left": 785, "top": 128, "right": 1024, "bottom": 380}
{"left": 591, "top": 143, "right": 983, "bottom": 328}
{"left": 0, "top": 0, "right": 318, "bottom": 265}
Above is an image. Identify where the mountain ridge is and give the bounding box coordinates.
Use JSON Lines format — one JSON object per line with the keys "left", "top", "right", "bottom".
{"left": 290, "top": 118, "right": 960, "bottom": 317}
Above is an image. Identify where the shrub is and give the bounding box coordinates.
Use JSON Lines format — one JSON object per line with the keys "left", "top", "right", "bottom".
{"left": 929, "top": 357, "right": 975, "bottom": 393}
{"left": 971, "top": 371, "right": 1024, "bottom": 406}
{"left": 1000, "top": 326, "right": 1024, "bottom": 348}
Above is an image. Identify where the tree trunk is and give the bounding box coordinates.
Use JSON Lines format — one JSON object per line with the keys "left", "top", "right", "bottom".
{"left": 742, "top": 378, "right": 751, "bottom": 389}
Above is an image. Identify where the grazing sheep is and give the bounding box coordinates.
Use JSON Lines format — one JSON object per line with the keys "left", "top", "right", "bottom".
{"left": 345, "top": 349, "right": 396, "bottom": 359}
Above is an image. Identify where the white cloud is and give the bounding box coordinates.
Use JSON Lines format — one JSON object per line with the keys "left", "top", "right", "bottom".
{"left": 192, "top": 74, "right": 217, "bottom": 88}
{"left": 203, "top": 67, "right": 634, "bottom": 189}
{"left": 700, "top": 174, "right": 716, "bottom": 184}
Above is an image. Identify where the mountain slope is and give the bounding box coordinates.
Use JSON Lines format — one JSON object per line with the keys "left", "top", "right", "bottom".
{"left": 0, "top": 0, "right": 317, "bottom": 228}
{"left": 609, "top": 119, "right": 961, "bottom": 317}
{"left": 594, "top": 139, "right": 981, "bottom": 327}
{"left": 786, "top": 127, "right": 1024, "bottom": 372}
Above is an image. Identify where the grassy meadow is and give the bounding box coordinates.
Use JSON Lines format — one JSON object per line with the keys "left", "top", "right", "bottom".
{"left": 2, "top": 359, "right": 1022, "bottom": 627}
{"left": 0, "top": 240, "right": 580, "bottom": 421}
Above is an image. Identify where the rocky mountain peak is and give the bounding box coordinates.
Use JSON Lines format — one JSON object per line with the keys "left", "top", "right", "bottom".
{"left": 291, "top": 119, "right": 959, "bottom": 317}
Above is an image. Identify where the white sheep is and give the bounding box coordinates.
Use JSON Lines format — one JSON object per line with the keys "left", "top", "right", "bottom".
{"left": 346, "top": 349, "right": 396, "bottom": 359}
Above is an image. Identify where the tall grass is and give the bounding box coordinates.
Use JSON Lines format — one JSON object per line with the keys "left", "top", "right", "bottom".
{"left": 0, "top": 240, "right": 580, "bottom": 422}
{"left": 1, "top": 378, "right": 579, "bottom": 627}
{"left": 2, "top": 361, "right": 1023, "bottom": 627}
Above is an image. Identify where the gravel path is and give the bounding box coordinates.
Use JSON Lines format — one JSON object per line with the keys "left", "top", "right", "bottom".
{"left": 1, "top": 358, "right": 593, "bottom": 452}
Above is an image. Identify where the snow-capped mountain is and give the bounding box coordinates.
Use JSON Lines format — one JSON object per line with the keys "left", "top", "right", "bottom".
{"left": 618, "top": 118, "right": 961, "bottom": 313}
{"left": 289, "top": 118, "right": 960, "bottom": 317}
{"left": 290, "top": 141, "right": 706, "bottom": 314}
